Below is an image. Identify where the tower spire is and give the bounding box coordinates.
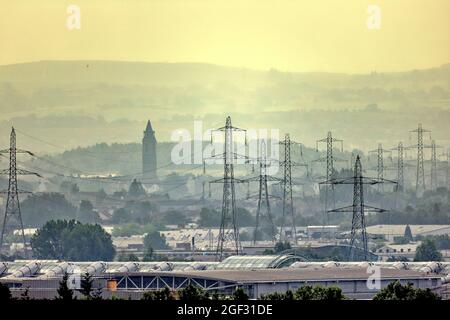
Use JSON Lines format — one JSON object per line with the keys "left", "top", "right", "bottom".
{"left": 142, "top": 119, "right": 157, "bottom": 181}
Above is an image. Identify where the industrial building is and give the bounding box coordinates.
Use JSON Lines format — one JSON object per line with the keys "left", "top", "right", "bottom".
{"left": 365, "top": 224, "right": 450, "bottom": 242}
{"left": 1, "top": 255, "right": 449, "bottom": 300}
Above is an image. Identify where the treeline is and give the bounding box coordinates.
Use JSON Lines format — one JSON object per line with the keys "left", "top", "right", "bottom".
{"left": 0, "top": 280, "right": 440, "bottom": 301}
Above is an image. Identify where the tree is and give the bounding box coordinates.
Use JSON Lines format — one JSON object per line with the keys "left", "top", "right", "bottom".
{"left": 236, "top": 208, "right": 255, "bottom": 227}
{"left": 31, "top": 220, "right": 116, "bottom": 261}
{"left": 56, "top": 273, "right": 75, "bottom": 301}
{"left": 80, "top": 273, "right": 93, "bottom": 299}
{"left": 117, "top": 253, "right": 140, "bottom": 262}
{"left": 404, "top": 225, "right": 413, "bottom": 242}
{"left": 111, "top": 201, "right": 155, "bottom": 225}
{"left": 62, "top": 223, "right": 116, "bottom": 261}
{"left": 128, "top": 179, "right": 146, "bottom": 198}
{"left": 0, "top": 282, "right": 12, "bottom": 301}
{"left": 158, "top": 210, "right": 189, "bottom": 226}
{"left": 142, "top": 287, "right": 174, "bottom": 300}
{"left": 232, "top": 287, "right": 249, "bottom": 301}
{"left": 198, "top": 208, "right": 220, "bottom": 227}
{"left": 77, "top": 200, "right": 100, "bottom": 224}
{"left": 373, "top": 280, "right": 440, "bottom": 300}
{"left": 261, "top": 290, "right": 294, "bottom": 300}
{"left": 260, "top": 286, "right": 344, "bottom": 300}
{"left": 414, "top": 239, "right": 443, "bottom": 261}
{"left": 20, "top": 287, "right": 31, "bottom": 300}
{"left": 142, "top": 246, "right": 154, "bottom": 262}
{"left": 295, "top": 286, "right": 344, "bottom": 300}
{"left": 178, "top": 284, "right": 209, "bottom": 300}
{"left": 30, "top": 220, "right": 77, "bottom": 260}
{"left": 21, "top": 193, "right": 77, "bottom": 227}
{"left": 144, "top": 231, "right": 169, "bottom": 250}
{"left": 274, "top": 241, "right": 291, "bottom": 253}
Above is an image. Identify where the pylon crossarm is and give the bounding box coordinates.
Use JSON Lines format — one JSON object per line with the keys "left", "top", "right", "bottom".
{"left": 320, "top": 176, "right": 397, "bottom": 186}
{"left": 0, "top": 148, "right": 33, "bottom": 155}
{"left": 247, "top": 194, "right": 281, "bottom": 200}
{"left": 328, "top": 205, "right": 386, "bottom": 213}
{"left": 209, "top": 177, "right": 247, "bottom": 184}
{"left": 0, "top": 189, "right": 32, "bottom": 194}
{"left": 288, "top": 161, "right": 308, "bottom": 167}
{"left": 16, "top": 149, "right": 34, "bottom": 156}
{"left": 319, "top": 177, "right": 353, "bottom": 185}
{"left": 317, "top": 137, "right": 343, "bottom": 143}
{"left": 15, "top": 169, "right": 42, "bottom": 177}
{"left": 211, "top": 126, "right": 246, "bottom": 132}
{"left": 363, "top": 205, "right": 388, "bottom": 213}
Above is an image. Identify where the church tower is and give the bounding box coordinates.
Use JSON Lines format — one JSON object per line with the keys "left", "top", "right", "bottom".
{"left": 142, "top": 120, "right": 157, "bottom": 180}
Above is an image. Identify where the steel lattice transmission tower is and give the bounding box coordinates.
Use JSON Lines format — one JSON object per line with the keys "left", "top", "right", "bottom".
{"left": 279, "top": 134, "right": 305, "bottom": 244}
{"left": 314, "top": 131, "right": 344, "bottom": 224}
{"left": 321, "top": 155, "right": 395, "bottom": 261}
{"left": 390, "top": 142, "right": 405, "bottom": 192}
{"left": 0, "top": 127, "right": 40, "bottom": 256}
{"left": 208, "top": 116, "right": 247, "bottom": 261}
{"left": 439, "top": 149, "right": 450, "bottom": 189}
{"left": 429, "top": 140, "right": 442, "bottom": 191}
{"left": 409, "top": 123, "right": 431, "bottom": 194}
{"left": 368, "top": 144, "right": 391, "bottom": 192}
{"left": 248, "top": 140, "right": 279, "bottom": 244}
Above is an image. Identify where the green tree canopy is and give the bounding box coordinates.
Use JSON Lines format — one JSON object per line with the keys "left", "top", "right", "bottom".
{"left": 414, "top": 239, "right": 443, "bottom": 261}
{"left": 178, "top": 284, "right": 209, "bottom": 301}
{"left": 373, "top": 280, "right": 440, "bottom": 300}
{"left": 404, "top": 225, "right": 413, "bottom": 242}
{"left": 56, "top": 273, "right": 75, "bottom": 301}
{"left": 261, "top": 286, "right": 344, "bottom": 300}
{"left": 111, "top": 201, "right": 155, "bottom": 225}
{"left": 198, "top": 207, "right": 220, "bottom": 227}
{"left": 31, "top": 220, "right": 116, "bottom": 261}
{"left": 77, "top": 200, "right": 100, "bottom": 224}
{"left": 142, "top": 287, "right": 174, "bottom": 300}
{"left": 143, "top": 231, "right": 169, "bottom": 250}
{"left": 22, "top": 193, "right": 77, "bottom": 227}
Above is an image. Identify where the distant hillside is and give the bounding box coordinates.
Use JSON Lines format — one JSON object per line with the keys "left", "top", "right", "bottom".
{"left": 0, "top": 61, "right": 448, "bottom": 154}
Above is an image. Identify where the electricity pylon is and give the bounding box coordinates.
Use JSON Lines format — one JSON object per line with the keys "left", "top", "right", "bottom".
{"left": 390, "top": 142, "right": 406, "bottom": 192}
{"left": 368, "top": 143, "right": 392, "bottom": 192}
{"left": 313, "top": 131, "right": 344, "bottom": 225}
{"left": 409, "top": 123, "right": 431, "bottom": 194}
{"left": 243, "top": 140, "right": 281, "bottom": 244}
{"left": 278, "top": 134, "right": 306, "bottom": 244}
{"left": 208, "top": 116, "right": 247, "bottom": 261}
{"left": 0, "top": 127, "right": 41, "bottom": 256}
{"left": 321, "top": 155, "right": 396, "bottom": 261}
{"left": 428, "top": 140, "right": 442, "bottom": 191}
{"left": 439, "top": 149, "right": 450, "bottom": 189}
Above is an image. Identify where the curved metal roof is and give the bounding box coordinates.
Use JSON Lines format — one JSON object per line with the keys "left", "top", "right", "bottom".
{"left": 215, "top": 254, "right": 304, "bottom": 270}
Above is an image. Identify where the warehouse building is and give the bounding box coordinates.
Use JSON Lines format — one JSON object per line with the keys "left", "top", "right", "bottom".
{"left": 1, "top": 255, "right": 449, "bottom": 300}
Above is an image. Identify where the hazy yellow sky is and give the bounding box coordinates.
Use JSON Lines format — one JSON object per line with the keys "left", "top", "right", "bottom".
{"left": 0, "top": 0, "right": 448, "bottom": 73}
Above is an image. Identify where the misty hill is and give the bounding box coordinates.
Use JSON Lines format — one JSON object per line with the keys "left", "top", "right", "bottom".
{"left": 1, "top": 61, "right": 449, "bottom": 115}
{"left": 0, "top": 61, "right": 449, "bottom": 154}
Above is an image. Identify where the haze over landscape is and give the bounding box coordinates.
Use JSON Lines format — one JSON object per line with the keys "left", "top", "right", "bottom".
{"left": 1, "top": 1, "right": 450, "bottom": 304}
{"left": 0, "top": 0, "right": 448, "bottom": 156}
{"left": 0, "top": 61, "right": 448, "bottom": 156}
